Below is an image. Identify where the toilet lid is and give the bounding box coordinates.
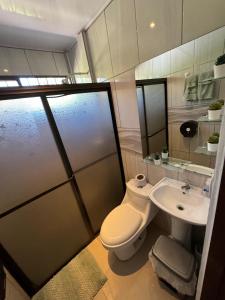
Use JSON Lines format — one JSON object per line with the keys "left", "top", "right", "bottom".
{"left": 100, "top": 204, "right": 142, "bottom": 246}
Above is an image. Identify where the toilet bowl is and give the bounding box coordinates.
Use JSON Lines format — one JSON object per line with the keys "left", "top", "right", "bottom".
{"left": 100, "top": 179, "right": 158, "bottom": 261}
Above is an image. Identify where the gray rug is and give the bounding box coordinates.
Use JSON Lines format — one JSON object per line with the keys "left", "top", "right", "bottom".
{"left": 33, "top": 249, "right": 107, "bottom": 300}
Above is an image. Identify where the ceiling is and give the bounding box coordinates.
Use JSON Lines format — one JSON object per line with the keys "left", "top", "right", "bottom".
{"left": 0, "top": 0, "right": 109, "bottom": 51}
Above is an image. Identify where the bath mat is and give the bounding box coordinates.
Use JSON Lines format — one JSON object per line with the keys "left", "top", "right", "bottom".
{"left": 32, "top": 249, "right": 107, "bottom": 300}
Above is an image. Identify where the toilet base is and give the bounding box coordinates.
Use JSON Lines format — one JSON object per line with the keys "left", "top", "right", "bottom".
{"left": 113, "top": 230, "right": 147, "bottom": 261}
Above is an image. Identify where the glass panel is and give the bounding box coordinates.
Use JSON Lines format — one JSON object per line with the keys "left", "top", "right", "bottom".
{"left": 75, "top": 154, "right": 124, "bottom": 233}
{"left": 48, "top": 92, "right": 117, "bottom": 171}
{"left": 0, "top": 97, "right": 67, "bottom": 213}
{"left": 28, "top": 77, "right": 39, "bottom": 86}
{"left": 55, "top": 77, "right": 65, "bottom": 85}
{"left": 144, "top": 84, "right": 166, "bottom": 136}
{"left": 47, "top": 77, "right": 56, "bottom": 85}
{"left": 37, "top": 77, "right": 48, "bottom": 85}
{"left": 0, "top": 183, "right": 90, "bottom": 286}
{"left": 6, "top": 81, "right": 19, "bottom": 87}
{"left": 148, "top": 129, "right": 167, "bottom": 154}
{"left": 0, "top": 81, "right": 7, "bottom": 87}
{"left": 20, "top": 78, "right": 30, "bottom": 86}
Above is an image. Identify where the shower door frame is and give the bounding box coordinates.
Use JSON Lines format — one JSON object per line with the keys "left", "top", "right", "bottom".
{"left": 0, "top": 83, "right": 125, "bottom": 296}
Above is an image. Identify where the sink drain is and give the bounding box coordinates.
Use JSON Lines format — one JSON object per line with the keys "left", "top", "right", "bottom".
{"left": 177, "top": 204, "right": 184, "bottom": 211}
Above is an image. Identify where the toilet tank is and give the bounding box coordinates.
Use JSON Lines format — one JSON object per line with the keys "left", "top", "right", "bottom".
{"left": 123, "top": 179, "right": 153, "bottom": 213}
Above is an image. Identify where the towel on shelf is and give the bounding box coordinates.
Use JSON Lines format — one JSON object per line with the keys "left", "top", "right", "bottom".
{"left": 198, "top": 70, "right": 215, "bottom": 100}
{"left": 184, "top": 74, "right": 198, "bottom": 101}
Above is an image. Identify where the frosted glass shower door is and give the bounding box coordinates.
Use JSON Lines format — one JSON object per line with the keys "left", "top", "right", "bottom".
{"left": 0, "top": 97, "right": 67, "bottom": 214}
{"left": 48, "top": 92, "right": 124, "bottom": 233}
{"left": 0, "top": 97, "right": 91, "bottom": 288}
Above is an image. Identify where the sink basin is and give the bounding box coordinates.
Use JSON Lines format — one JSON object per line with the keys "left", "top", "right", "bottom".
{"left": 150, "top": 177, "right": 210, "bottom": 226}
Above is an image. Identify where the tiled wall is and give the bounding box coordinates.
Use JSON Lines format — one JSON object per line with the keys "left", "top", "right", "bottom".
{"left": 111, "top": 69, "right": 211, "bottom": 232}
{"left": 136, "top": 26, "right": 225, "bottom": 168}
{"left": 83, "top": 2, "right": 224, "bottom": 232}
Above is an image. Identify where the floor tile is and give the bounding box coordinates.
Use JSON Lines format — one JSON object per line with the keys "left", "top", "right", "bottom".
{"left": 91, "top": 224, "right": 182, "bottom": 300}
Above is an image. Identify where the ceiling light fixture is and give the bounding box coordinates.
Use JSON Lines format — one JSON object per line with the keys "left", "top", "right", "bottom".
{"left": 3, "top": 69, "right": 8, "bottom": 73}
{"left": 149, "top": 22, "right": 156, "bottom": 29}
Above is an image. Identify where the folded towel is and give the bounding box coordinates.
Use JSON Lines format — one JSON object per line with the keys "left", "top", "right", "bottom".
{"left": 184, "top": 75, "right": 198, "bottom": 101}
{"left": 198, "top": 70, "right": 215, "bottom": 100}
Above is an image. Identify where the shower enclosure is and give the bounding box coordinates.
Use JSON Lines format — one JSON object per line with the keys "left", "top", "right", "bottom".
{"left": 0, "top": 83, "right": 124, "bottom": 296}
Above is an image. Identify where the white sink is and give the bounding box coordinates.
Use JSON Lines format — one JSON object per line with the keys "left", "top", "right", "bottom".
{"left": 150, "top": 177, "right": 210, "bottom": 226}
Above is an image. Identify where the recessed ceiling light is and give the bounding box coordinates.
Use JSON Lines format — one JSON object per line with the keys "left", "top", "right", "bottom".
{"left": 149, "top": 22, "right": 156, "bottom": 29}
{"left": 3, "top": 69, "right": 9, "bottom": 73}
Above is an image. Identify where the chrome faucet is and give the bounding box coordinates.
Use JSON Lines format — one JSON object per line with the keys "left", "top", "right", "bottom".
{"left": 181, "top": 183, "right": 191, "bottom": 193}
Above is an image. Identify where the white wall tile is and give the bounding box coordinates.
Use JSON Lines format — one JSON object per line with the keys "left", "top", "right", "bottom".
{"left": 0, "top": 47, "right": 31, "bottom": 75}
{"left": 53, "top": 52, "right": 69, "bottom": 75}
{"left": 105, "top": 0, "right": 139, "bottom": 75}
{"left": 194, "top": 26, "right": 225, "bottom": 65}
{"left": 147, "top": 163, "right": 165, "bottom": 185}
{"left": 25, "top": 50, "right": 58, "bottom": 76}
{"left": 135, "top": 59, "right": 153, "bottom": 80}
{"left": 135, "top": 0, "right": 182, "bottom": 62}
{"left": 121, "top": 150, "right": 128, "bottom": 181}
{"left": 135, "top": 154, "right": 147, "bottom": 177}
{"left": 110, "top": 80, "right": 121, "bottom": 127}
{"left": 183, "top": 0, "right": 225, "bottom": 43}
{"left": 124, "top": 150, "right": 137, "bottom": 180}
{"left": 152, "top": 51, "right": 171, "bottom": 78}
{"left": 171, "top": 41, "right": 194, "bottom": 73}
{"left": 114, "top": 70, "right": 140, "bottom": 129}
{"left": 87, "top": 12, "right": 113, "bottom": 81}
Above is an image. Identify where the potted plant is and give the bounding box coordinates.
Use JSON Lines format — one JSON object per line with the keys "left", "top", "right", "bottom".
{"left": 214, "top": 53, "right": 225, "bottom": 79}
{"left": 207, "top": 133, "right": 219, "bottom": 152}
{"left": 153, "top": 153, "right": 161, "bottom": 165}
{"left": 161, "top": 146, "right": 168, "bottom": 160}
{"left": 217, "top": 99, "right": 224, "bottom": 106}
{"left": 208, "top": 102, "right": 222, "bottom": 120}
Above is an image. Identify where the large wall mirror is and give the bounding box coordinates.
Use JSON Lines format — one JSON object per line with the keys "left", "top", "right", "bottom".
{"left": 135, "top": 25, "right": 225, "bottom": 173}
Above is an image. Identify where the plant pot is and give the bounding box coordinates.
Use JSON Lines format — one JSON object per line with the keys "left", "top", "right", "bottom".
{"left": 208, "top": 109, "right": 222, "bottom": 120}
{"left": 154, "top": 159, "right": 161, "bottom": 165}
{"left": 214, "top": 64, "right": 225, "bottom": 79}
{"left": 207, "top": 142, "right": 218, "bottom": 152}
{"left": 161, "top": 152, "right": 168, "bottom": 159}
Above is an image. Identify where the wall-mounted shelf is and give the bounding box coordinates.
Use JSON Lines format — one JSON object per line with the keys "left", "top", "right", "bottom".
{"left": 201, "top": 76, "right": 225, "bottom": 82}
{"left": 194, "top": 146, "right": 217, "bottom": 156}
{"left": 197, "top": 115, "right": 222, "bottom": 123}
{"left": 213, "top": 75, "right": 225, "bottom": 81}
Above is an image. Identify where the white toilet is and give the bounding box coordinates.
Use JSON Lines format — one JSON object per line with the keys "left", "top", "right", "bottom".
{"left": 100, "top": 179, "right": 158, "bottom": 261}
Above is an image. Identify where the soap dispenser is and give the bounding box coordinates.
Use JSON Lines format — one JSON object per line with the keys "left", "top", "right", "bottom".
{"left": 202, "top": 177, "right": 213, "bottom": 197}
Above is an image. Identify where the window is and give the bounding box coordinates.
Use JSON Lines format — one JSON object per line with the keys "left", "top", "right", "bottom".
{"left": 0, "top": 80, "right": 19, "bottom": 88}
{"left": 0, "top": 76, "right": 66, "bottom": 89}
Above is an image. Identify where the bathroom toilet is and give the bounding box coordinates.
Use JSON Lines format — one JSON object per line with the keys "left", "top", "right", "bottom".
{"left": 100, "top": 179, "right": 158, "bottom": 261}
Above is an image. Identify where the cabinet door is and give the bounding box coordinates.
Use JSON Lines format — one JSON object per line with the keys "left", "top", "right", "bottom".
{"left": 183, "top": 0, "right": 225, "bottom": 43}
{"left": 135, "top": 0, "right": 182, "bottom": 63}
{"left": 53, "top": 52, "right": 69, "bottom": 75}
{"left": 87, "top": 13, "right": 113, "bottom": 82}
{"left": 25, "top": 50, "right": 58, "bottom": 75}
{"left": 105, "top": 0, "right": 139, "bottom": 75}
{"left": 0, "top": 48, "right": 31, "bottom": 75}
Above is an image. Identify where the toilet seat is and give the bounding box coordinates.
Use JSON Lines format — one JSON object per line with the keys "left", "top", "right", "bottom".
{"left": 100, "top": 204, "right": 142, "bottom": 246}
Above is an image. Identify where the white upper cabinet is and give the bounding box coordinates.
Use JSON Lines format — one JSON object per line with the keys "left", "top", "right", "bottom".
{"left": 53, "top": 53, "right": 69, "bottom": 75}
{"left": 105, "top": 0, "right": 139, "bottom": 76}
{"left": 87, "top": 12, "right": 113, "bottom": 82}
{"left": 135, "top": 0, "right": 182, "bottom": 63}
{"left": 0, "top": 47, "right": 31, "bottom": 75}
{"left": 25, "top": 50, "right": 58, "bottom": 75}
{"left": 67, "top": 34, "right": 92, "bottom": 83}
{"left": 183, "top": 0, "right": 225, "bottom": 43}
